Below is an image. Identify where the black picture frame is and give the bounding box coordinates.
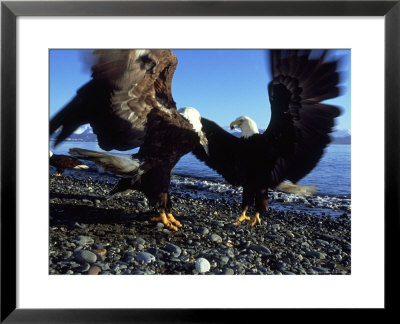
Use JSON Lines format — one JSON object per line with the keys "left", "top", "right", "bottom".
{"left": 1, "top": 0, "right": 398, "bottom": 322}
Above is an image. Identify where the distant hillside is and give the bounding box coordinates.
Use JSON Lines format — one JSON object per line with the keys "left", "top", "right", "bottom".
{"left": 330, "top": 129, "right": 351, "bottom": 145}
{"left": 50, "top": 125, "right": 97, "bottom": 142}
{"left": 331, "top": 135, "right": 351, "bottom": 145}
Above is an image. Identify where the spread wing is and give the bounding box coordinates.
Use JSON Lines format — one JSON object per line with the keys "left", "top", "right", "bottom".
{"left": 192, "top": 118, "right": 246, "bottom": 186}
{"left": 265, "top": 50, "right": 342, "bottom": 187}
{"left": 50, "top": 49, "right": 178, "bottom": 151}
{"left": 192, "top": 50, "right": 342, "bottom": 190}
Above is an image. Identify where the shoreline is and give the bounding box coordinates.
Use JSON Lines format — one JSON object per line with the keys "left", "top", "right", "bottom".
{"left": 49, "top": 174, "right": 351, "bottom": 275}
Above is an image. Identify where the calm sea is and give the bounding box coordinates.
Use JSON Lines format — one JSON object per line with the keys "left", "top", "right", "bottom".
{"left": 50, "top": 141, "right": 351, "bottom": 196}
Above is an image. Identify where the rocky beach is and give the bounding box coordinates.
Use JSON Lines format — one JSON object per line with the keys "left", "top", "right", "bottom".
{"left": 49, "top": 173, "right": 351, "bottom": 275}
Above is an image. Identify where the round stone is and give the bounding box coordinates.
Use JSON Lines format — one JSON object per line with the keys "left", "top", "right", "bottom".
{"left": 88, "top": 266, "right": 101, "bottom": 275}
{"left": 222, "top": 268, "right": 235, "bottom": 275}
{"left": 164, "top": 243, "right": 182, "bottom": 257}
{"left": 136, "top": 252, "right": 155, "bottom": 264}
{"left": 197, "top": 227, "right": 209, "bottom": 236}
{"left": 74, "top": 250, "right": 97, "bottom": 264}
{"left": 210, "top": 234, "right": 222, "bottom": 243}
{"left": 195, "top": 258, "right": 211, "bottom": 273}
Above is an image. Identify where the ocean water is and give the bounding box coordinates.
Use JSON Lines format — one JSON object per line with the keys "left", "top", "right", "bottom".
{"left": 50, "top": 141, "right": 350, "bottom": 196}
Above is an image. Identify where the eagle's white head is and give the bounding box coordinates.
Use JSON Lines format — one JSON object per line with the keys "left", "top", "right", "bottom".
{"left": 178, "top": 107, "right": 209, "bottom": 155}
{"left": 229, "top": 116, "right": 259, "bottom": 138}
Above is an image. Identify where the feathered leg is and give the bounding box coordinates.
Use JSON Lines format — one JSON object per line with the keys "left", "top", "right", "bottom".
{"left": 252, "top": 189, "right": 269, "bottom": 226}
{"left": 234, "top": 188, "right": 254, "bottom": 225}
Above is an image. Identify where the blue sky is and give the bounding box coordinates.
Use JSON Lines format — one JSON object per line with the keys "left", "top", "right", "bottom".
{"left": 50, "top": 49, "right": 350, "bottom": 131}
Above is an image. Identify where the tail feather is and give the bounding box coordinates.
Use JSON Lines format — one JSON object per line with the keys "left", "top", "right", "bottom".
{"left": 69, "top": 148, "right": 140, "bottom": 177}
{"left": 73, "top": 164, "right": 89, "bottom": 170}
{"left": 275, "top": 181, "right": 317, "bottom": 197}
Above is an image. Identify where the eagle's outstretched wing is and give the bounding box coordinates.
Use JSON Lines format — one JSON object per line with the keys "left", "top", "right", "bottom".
{"left": 192, "top": 50, "right": 342, "bottom": 191}
{"left": 192, "top": 118, "right": 246, "bottom": 186}
{"left": 50, "top": 49, "right": 178, "bottom": 151}
{"left": 265, "top": 50, "right": 341, "bottom": 187}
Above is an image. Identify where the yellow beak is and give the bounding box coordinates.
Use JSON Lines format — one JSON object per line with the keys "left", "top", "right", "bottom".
{"left": 200, "top": 133, "right": 209, "bottom": 155}
{"left": 230, "top": 120, "right": 240, "bottom": 130}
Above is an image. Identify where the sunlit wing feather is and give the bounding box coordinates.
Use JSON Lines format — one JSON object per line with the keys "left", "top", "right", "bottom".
{"left": 50, "top": 49, "right": 179, "bottom": 151}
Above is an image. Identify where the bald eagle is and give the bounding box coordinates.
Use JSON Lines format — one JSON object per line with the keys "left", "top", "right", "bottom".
{"left": 49, "top": 151, "right": 89, "bottom": 176}
{"left": 50, "top": 50, "right": 208, "bottom": 231}
{"left": 193, "top": 50, "right": 342, "bottom": 226}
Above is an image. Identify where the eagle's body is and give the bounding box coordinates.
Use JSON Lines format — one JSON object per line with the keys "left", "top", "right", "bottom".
{"left": 193, "top": 50, "right": 341, "bottom": 226}
{"left": 49, "top": 152, "right": 89, "bottom": 176}
{"left": 50, "top": 50, "right": 208, "bottom": 231}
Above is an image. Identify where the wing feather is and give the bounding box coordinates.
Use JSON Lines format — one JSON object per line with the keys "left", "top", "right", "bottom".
{"left": 266, "top": 50, "right": 342, "bottom": 187}
{"left": 192, "top": 118, "right": 246, "bottom": 186}
{"left": 50, "top": 49, "right": 179, "bottom": 151}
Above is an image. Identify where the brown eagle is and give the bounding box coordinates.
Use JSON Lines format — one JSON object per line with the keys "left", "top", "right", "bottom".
{"left": 192, "top": 50, "right": 342, "bottom": 226}
{"left": 49, "top": 151, "right": 89, "bottom": 176}
{"left": 50, "top": 50, "right": 208, "bottom": 231}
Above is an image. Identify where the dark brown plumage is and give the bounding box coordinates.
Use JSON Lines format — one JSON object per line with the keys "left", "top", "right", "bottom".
{"left": 50, "top": 50, "right": 208, "bottom": 231}
{"left": 192, "top": 50, "right": 342, "bottom": 226}
{"left": 49, "top": 152, "right": 89, "bottom": 176}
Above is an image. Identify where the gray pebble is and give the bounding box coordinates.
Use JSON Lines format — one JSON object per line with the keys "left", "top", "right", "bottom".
{"left": 136, "top": 252, "right": 155, "bottom": 264}
{"left": 312, "top": 266, "right": 331, "bottom": 274}
{"left": 222, "top": 268, "right": 235, "bottom": 275}
{"left": 265, "top": 234, "right": 285, "bottom": 243}
{"left": 74, "top": 235, "right": 94, "bottom": 246}
{"left": 315, "top": 239, "right": 329, "bottom": 246}
{"left": 219, "top": 256, "right": 230, "bottom": 265}
{"left": 134, "top": 237, "right": 146, "bottom": 245}
{"left": 306, "top": 251, "right": 326, "bottom": 259}
{"left": 164, "top": 243, "right": 182, "bottom": 257}
{"left": 271, "top": 224, "right": 281, "bottom": 231}
{"left": 211, "top": 221, "right": 224, "bottom": 228}
{"left": 286, "top": 230, "right": 295, "bottom": 238}
{"left": 61, "top": 251, "right": 73, "bottom": 259}
{"left": 74, "top": 250, "right": 97, "bottom": 264}
{"left": 210, "top": 234, "right": 223, "bottom": 243}
{"left": 197, "top": 227, "right": 209, "bottom": 236}
{"left": 78, "top": 263, "right": 91, "bottom": 272}
{"left": 249, "top": 244, "right": 272, "bottom": 255}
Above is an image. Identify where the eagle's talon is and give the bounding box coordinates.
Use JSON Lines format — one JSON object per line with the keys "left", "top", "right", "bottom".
{"left": 234, "top": 213, "right": 251, "bottom": 225}
{"left": 167, "top": 213, "right": 182, "bottom": 227}
{"left": 151, "top": 212, "right": 179, "bottom": 231}
{"left": 250, "top": 213, "right": 262, "bottom": 226}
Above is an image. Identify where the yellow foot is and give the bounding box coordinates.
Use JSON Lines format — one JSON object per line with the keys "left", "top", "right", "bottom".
{"left": 167, "top": 213, "right": 182, "bottom": 228}
{"left": 250, "top": 213, "right": 262, "bottom": 226}
{"left": 234, "top": 212, "right": 250, "bottom": 226}
{"left": 151, "top": 212, "right": 179, "bottom": 231}
{"left": 55, "top": 173, "right": 62, "bottom": 177}
{"left": 234, "top": 212, "right": 262, "bottom": 226}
